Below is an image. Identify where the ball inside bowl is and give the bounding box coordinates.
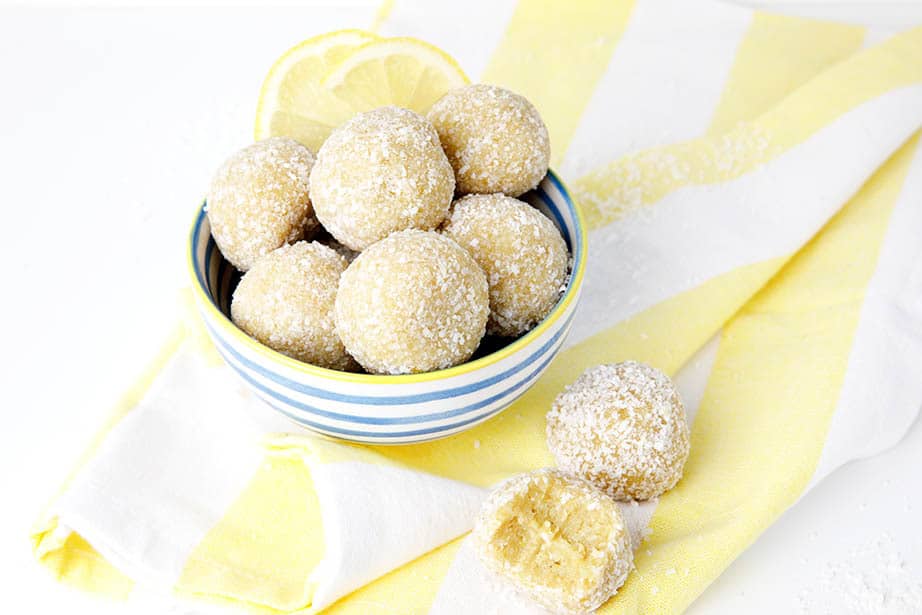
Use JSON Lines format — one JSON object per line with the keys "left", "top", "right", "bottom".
{"left": 188, "top": 170, "right": 587, "bottom": 445}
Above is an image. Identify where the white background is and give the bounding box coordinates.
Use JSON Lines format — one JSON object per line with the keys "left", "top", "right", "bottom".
{"left": 1, "top": 2, "right": 921, "bottom": 613}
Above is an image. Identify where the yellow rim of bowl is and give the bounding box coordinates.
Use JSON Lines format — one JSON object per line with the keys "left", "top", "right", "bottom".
{"left": 187, "top": 170, "right": 587, "bottom": 384}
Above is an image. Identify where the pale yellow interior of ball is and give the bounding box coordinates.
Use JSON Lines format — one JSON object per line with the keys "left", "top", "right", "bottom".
{"left": 486, "top": 478, "right": 612, "bottom": 596}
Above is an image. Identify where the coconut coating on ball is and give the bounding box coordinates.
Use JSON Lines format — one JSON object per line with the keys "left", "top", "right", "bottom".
{"left": 207, "top": 137, "right": 317, "bottom": 271}
{"left": 442, "top": 194, "right": 568, "bottom": 337}
{"left": 427, "top": 84, "right": 550, "bottom": 196}
{"left": 231, "top": 241, "right": 357, "bottom": 371}
{"left": 472, "top": 469, "right": 633, "bottom": 615}
{"left": 547, "top": 362, "right": 690, "bottom": 501}
{"left": 334, "top": 230, "right": 489, "bottom": 375}
{"left": 309, "top": 107, "right": 455, "bottom": 251}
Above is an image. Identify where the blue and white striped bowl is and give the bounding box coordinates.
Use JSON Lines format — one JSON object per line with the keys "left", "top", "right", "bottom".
{"left": 188, "top": 170, "right": 586, "bottom": 444}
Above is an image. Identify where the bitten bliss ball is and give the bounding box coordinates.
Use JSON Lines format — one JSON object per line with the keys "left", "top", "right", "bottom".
{"left": 547, "top": 362, "right": 690, "bottom": 501}
{"left": 472, "top": 469, "right": 633, "bottom": 615}
{"left": 207, "top": 137, "right": 317, "bottom": 271}
{"left": 231, "top": 241, "right": 357, "bottom": 371}
{"left": 428, "top": 84, "right": 550, "bottom": 196}
{"left": 442, "top": 194, "right": 568, "bottom": 337}
{"left": 334, "top": 230, "right": 489, "bottom": 374}
{"left": 309, "top": 107, "right": 455, "bottom": 250}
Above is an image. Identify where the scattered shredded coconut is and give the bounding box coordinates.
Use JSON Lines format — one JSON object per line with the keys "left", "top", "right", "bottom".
{"left": 546, "top": 361, "right": 691, "bottom": 501}
{"left": 334, "top": 230, "right": 488, "bottom": 374}
{"left": 574, "top": 122, "right": 776, "bottom": 226}
{"left": 310, "top": 106, "right": 455, "bottom": 250}
{"left": 428, "top": 84, "right": 550, "bottom": 197}
{"left": 231, "top": 241, "right": 357, "bottom": 371}
{"left": 472, "top": 469, "right": 633, "bottom": 615}
{"left": 442, "top": 193, "right": 569, "bottom": 337}
{"left": 207, "top": 137, "right": 317, "bottom": 271}
{"left": 797, "top": 534, "right": 922, "bottom": 614}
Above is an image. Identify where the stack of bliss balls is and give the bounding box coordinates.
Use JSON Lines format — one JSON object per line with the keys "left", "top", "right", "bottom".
{"left": 206, "top": 85, "right": 569, "bottom": 375}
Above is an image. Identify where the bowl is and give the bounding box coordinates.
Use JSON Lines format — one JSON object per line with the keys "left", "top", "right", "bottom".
{"left": 187, "top": 170, "right": 586, "bottom": 444}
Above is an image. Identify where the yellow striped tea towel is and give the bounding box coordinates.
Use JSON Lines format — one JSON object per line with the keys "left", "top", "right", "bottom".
{"left": 33, "top": 1, "right": 922, "bottom": 613}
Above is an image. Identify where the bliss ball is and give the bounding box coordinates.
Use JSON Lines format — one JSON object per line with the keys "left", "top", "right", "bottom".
{"left": 207, "top": 137, "right": 317, "bottom": 271}
{"left": 309, "top": 107, "right": 455, "bottom": 251}
{"left": 428, "top": 84, "right": 550, "bottom": 196}
{"left": 547, "top": 362, "right": 690, "bottom": 501}
{"left": 334, "top": 230, "right": 488, "bottom": 375}
{"left": 442, "top": 194, "right": 568, "bottom": 337}
{"left": 472, "top": 469, "right": 633, "bottom": 615}
{"left": 231, "top": 241, "right": 357, "bottom": 371}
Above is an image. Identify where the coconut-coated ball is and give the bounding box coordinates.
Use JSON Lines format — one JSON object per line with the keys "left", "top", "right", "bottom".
{"left": 231, "top": 241, "right": 357, "bottom": 371}
{"left": 207, "top": 137, "right": 317, "bottom": 271}
{"left": 309, "top": 107, "right": 455, "bottom": 251}
{"left": 334, "top": 230, "right": 489, "bottom": 375}
{"left": 442, "top": 194, "right": 568, "bottom": 337}
{"left": 547, "top": 362, "right": 690, "bottom": 501}
{"left": 428, "top": 84, "right": 550, "bottom": 196}
{"left": 472, "top": 469, "right": 633, "bottom": 615}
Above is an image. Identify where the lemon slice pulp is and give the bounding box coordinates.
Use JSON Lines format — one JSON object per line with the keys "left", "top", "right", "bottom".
{"left": 323, "top": 37, "right": 469, "bottom": 114}
{"left": 255, "top": 32, "right": 469, "bottom": 152}
{"left": 255, "top": 30, "right": 378, "bottom": 150}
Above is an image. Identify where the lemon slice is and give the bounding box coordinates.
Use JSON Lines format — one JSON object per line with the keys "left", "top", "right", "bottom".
{"left": 255, "top": 29, "right": 378, "bottom": 151}
{"left": 256, "top": 34, "right": 469, "bottom": 152}
{"left": 323, "top": 37, "right": 470, "bottom": 116}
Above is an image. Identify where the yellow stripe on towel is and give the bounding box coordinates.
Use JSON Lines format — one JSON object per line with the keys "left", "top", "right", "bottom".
{"left": 560, "top": 258, "right": 786, "bottom": 376}
{"left": 482, "top": 0, "right": 636, "bottom": 166}
{"left": 576, "top": 26, "right": 922, "bottom": 231}
{"left": 177, "top": 456, "right": 326, "bottom": 612}
{"left": 32, "top": 522, "right": 134, "bottom": 600}
{"left": 708, "top": 12, "right": 864, "bottom": 134}
{"left": 609, "top": 135, "right": 921, "bottom": 614}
